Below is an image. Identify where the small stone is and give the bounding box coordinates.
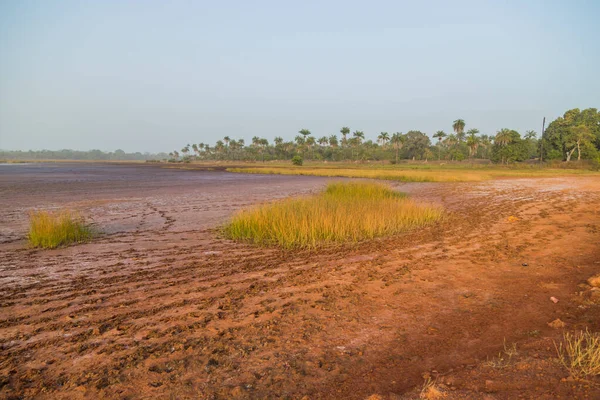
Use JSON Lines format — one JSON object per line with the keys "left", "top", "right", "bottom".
{"left": 588, "top": 275, "right": 600, "bottom": 288}
{"left": 550, "top": 296, "right": 559, "bottom": 303}
{"left": 548, "top": 318, "right": 566, "bottom": 329}
{"left": 522, "top": 263, "right": 528, "bottom": 267}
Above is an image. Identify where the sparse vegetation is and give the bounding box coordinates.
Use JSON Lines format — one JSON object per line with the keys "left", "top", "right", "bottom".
{"left": 485, "top": 340, "right": 518, "bottom": 369}
{"left": 556, "top": 330, "right": 600, "bottom": 378}
{"left": 28, "top": 210, "right": 93, "bottom": 249}
{"left": 420, "top": 377, "right": 446, "bottom": 399}
{"left": 223, "top": 182, "right": 442, "bottom": 248}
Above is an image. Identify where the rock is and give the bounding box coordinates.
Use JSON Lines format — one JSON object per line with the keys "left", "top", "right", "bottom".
{"left": 550, "top": 296, "right": 559, "bottom": 304}
{"left": 548, "top": 318, "right": 566, "bottom": 328}
{"left": 522, "top": 263, "right": 528, "bottom": 267}
{"left": 485, "top": 380, "right": 496, "bottom": 392}
{"left": 365, "top": 395, "right": 384, "bottom": 400}
{"left": 588, "top": 275, "right": 600, "bottom": 287}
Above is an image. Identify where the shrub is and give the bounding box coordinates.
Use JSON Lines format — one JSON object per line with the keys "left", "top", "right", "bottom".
{"left": 29, "top": 210, "right": 93, "bottom": 249}
{"left": 223, "top": 182, "right": 442, "bottom": 249}
{"left": 556, "top": 330, "right": 600, "bottom": 378}
{"left": 291, "top": 155, "right": 303, "bottom": 166}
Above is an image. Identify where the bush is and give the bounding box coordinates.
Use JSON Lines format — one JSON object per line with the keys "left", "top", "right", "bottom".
{"left": 29, "top": 210, "right": 93, "bottom": 249}
{"left": 291, "top": 155, "right": 303, "bottom": 166}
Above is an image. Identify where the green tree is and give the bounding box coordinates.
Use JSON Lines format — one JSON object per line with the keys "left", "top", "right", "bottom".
{"left": 545, "top": 108, "right": 600, "bottom": 161}
{"left": 404, "top": 131, "right": 431, "bottom": 160}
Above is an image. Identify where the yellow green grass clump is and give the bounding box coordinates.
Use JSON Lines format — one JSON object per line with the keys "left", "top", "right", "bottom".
{"left": 557, "top": 330, "right": 600, "bottom": 378}
{"left": 227, "top": 166, "right": 486, "bottom": 182}
{"left": 226, "top": 164, "right": 598, "bottom": 182}
{"left": 28, "top": 210, "right": 93, "bottom": 249}
{"left": 223, "top": 181, "right": 442, "bottom": 249}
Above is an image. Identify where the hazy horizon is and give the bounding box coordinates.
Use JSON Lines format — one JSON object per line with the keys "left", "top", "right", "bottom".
{"left": 1, "top": 1, "right": 599, "bottom": 153}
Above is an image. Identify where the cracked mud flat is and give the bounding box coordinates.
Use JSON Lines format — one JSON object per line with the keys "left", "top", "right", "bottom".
{"left": 1, "top": 163, "right": 600, "bottom": 399}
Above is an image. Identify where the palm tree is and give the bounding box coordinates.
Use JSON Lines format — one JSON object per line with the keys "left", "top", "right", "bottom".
{"left": 229, "top": 139, "right": 239, "bottom": 160}
{"left": 350, "top": 131, "right": 365, "bottom": 160}
{"left": 453, "top": 119, "right": 466, "bottom": 142}
{"left": 495, "top": 129, "right": 513, "bottom": 146}
{"left": 299, "top": 129, "right": 311, "bottom": 138}
{"left": 340, "top": 127, "right": 350, "bottom": 147}
{"left": 352, "top": 130, "right": 365, "bottom": 144}
{"left": 181, "top": 145, "right": 190, "bottom": 158}
{"left": 495, "top": 128, "right": 513, "bottom": 164}
{"left": 274, "top": 136, "right": 283, "bottom": 146}
{"left": 466, "top": 129, "right": 480, "bottom": 158}
{"left": 433, "top": 130, "right": 447, "bottom": 160}
{"left": 328, "top": 135, "right": 339, "bottom": 147}
{"left": 466, "top": 134, "right": 480, "bottom": 158}
{"left": 306, "top": 136, "right": 316, "bottom": 159}
{"left": 478, "top": 135, "right": 492, "bottom": 159}
{"left": 377, "top": 132, "right": 390, "bottom": 147}
{"left": 524, "top": 130, "right": 537, "bottom": 140}
{"left": 260, "top": 138, "right": 269, "bottom": 162}
{"left": 390, "top": 132, "right": 405, "bottom": 163}
{"left": 444, "top": 134, "right": 457, "bottom": 148}
{"left": 318, "top": 136, "right": 328, "bottom": 146}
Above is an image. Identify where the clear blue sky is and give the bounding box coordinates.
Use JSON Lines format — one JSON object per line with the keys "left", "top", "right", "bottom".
{"left": 1, "top": 0, "right": 598, "bottom": 153}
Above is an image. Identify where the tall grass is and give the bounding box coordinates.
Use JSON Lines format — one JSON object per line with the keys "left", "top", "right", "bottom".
{"left": 226, "top": 165, "right": 598, "bottom": 182}
{"left": 223, "top": 182, "right": 442, "bottom": 249}
{"left": 28, "top": 210, "right": 93, "bottom": 249}
{"left": 556, "top": 330, "right": 600, "bottom": 378}
{"left": 227, "top": 166, "right": 484, "bottom": 182}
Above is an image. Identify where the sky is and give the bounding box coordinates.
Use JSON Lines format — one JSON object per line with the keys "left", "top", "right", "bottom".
{"left": 0, "top": 0, "right": 599, "bottom": 153}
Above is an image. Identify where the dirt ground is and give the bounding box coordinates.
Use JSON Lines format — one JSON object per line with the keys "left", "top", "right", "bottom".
{"left": 1, "top": 163, "right": 600, "bottom": 399}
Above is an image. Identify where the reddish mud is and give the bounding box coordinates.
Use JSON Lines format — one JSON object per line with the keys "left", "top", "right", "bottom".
{"left": 1, "top": 163, "right": 599, "bottom": 399}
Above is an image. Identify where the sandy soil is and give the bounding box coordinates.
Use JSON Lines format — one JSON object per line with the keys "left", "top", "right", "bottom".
{"left": 1, "top": 163, "right": 599, "bottom": 399}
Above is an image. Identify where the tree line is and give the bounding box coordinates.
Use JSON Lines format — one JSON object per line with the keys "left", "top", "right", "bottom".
{"left": 170, "top": 108, "right": 600, "bottom": 164}
{"left": 0, "top": 149, "right": 169, "bottom": 161}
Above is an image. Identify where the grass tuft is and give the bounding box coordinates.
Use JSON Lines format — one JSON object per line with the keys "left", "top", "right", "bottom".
{"left": 223, "top": 181, "right": 442, "bottom": 249}
{"left": 556, "top": 330, "right": 600, "bottom": 378}
{"left": 28, "top": 210, "right": 93, "bottom": 249}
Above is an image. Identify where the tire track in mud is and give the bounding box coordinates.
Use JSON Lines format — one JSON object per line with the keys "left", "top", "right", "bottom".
{"left": 1, "top": 176, "right": 600, "bottom": 399}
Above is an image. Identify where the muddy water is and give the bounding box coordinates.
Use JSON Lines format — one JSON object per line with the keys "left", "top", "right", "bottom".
{"left": 0, "top": 163, "right": 335, "bottom": 243}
